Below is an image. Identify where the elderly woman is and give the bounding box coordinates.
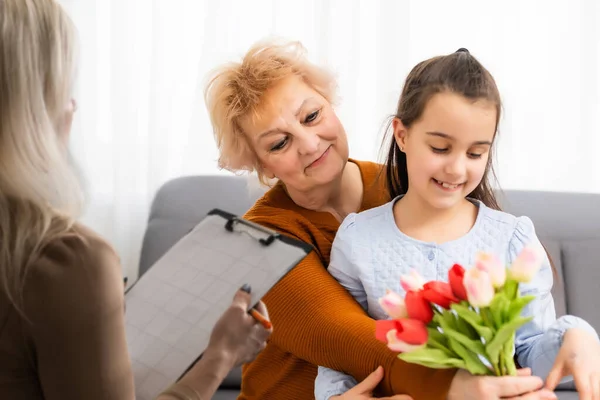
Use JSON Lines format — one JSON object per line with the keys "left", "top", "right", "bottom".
{"left": 0, "top": 1, "right": 270, "bottom": 399}
{"left": 204, "top": 40, "right": 556, "bottom": 400}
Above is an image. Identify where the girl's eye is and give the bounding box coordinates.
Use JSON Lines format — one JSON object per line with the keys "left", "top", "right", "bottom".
{"left": 305, "top": 110, "right": 320, "bottom": 124}
{"left": 270, "top": 137, "right": 288, "bottom": 152}
{"left": 431, "top": 146, "right": 448, "bottom": 154}
{"left": 468, "top": 153, "right": 483, "bottom": 159}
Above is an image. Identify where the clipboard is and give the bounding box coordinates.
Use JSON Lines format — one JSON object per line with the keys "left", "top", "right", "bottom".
{"left": 125, "top": 209, "right": 312, "bottom": 400}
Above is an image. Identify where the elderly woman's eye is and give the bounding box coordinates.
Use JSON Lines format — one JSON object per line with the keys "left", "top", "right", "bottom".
{"left": 305, "top": 110, "right": 320, "bottom": 124}
{"left": 270, "top": 137, "right": 288, "bottom": 151}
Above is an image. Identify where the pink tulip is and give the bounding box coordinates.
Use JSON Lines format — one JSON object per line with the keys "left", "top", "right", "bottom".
{"left": 463, "top": 267, "right": 495, "bottom": 308}
{"left": 475, "top": 252, "right": 506, "bottom": 288}
{"left": 400, "top": 269, "right": 426, "bottom": 292}
{"left": 509, "top": 246, "right": 544, "bottom": 283}
{"left": 378, "top": 290, "right": 408, "bottom": 319}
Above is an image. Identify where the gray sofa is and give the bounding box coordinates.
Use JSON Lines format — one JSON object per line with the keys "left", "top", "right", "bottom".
{"left": 139, "top": 175, "right": 599, "bottom": 399}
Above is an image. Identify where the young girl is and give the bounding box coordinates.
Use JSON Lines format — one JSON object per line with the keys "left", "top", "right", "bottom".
{"left": 315, "top": 49, "right": 600, "bottom": 400}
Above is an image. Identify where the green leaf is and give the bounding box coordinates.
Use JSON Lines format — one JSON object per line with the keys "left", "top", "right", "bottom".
{"left": 486, "top": 316, "right": 532, "bottom": 364}
{"left": 503, "top": 278, "right": 519, "bottom": 300}
{"left": 398, "top": 347, "right": 466, "bottom": 369}
{"left": 444, "top": 327, "right": 487, "bottom": 355}
{"left": 448, "top": 337, "right": 491, "bottom": 375}
{"left": 506, "top": 295, "right": 536, "bottom": 321}
{"left": 455, "top": 313, "right": 479, "bottom": 340}
{"left": 451, "top": 303, "right": 483, "bottom": 324}
{"left": 451, "top": 303, "right": 494, "bottom": 342}
{"left": 435, "top": 313, "right": 488, "bottom": 367}
{"left": 489, "top": 293, "right": 510, "bottom": 329}
{"left": 427, "top": 327, "right": 451, "bottom": 353}
{"left": 502, "top": 334, "right": 517, "bottom": 376}
{"left": 442, "top": 309, "right": 458, "bottom": 330}
{"left": 397, "top": 358, "right": 465, "bottom": 369}
{"left": 434, "top": 312, "right": 455, "bottom": 335}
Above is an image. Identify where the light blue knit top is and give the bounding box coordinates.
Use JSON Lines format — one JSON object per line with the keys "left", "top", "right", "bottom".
{"left": 314, "top": 196, "right": 598, "bottom": 400}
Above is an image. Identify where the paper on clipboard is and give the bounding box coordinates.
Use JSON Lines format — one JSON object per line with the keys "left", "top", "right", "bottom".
{"left": 125, "top": 209, "right": 312, "bottom": 400}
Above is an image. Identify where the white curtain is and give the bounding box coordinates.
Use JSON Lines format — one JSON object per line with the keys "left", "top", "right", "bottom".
{"left": 59, "top": 0, "right": 600, "bottom": 281}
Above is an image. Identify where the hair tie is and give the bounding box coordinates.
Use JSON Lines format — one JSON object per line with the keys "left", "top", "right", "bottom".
{"left": 455, "top": 48, "right": 470, "bottom": 54}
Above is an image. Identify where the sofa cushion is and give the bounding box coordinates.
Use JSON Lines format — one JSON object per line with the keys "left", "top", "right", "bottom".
{"left": 139, "top": 175, "right": 265, "bottom": 278}
{"left": 538, "top": 239, "right": 567, "bottom": 318}
{"left": 561, "top": 239, "right": 600, "bottom": 332}
{"left": 220, "top": 366, "right": 242, "bottom": 388}
{"left": 211, "top": 389, "right": 243, "bottom": 400}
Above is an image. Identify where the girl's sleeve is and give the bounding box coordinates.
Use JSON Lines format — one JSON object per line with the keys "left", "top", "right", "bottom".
{"left": 510, "top": 216, "right": 599, "bottom": 382}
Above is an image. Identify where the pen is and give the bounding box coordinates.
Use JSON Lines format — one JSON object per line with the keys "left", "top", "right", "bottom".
{"left": 249, "top": 308, "right": 272, "bottom": 330}
{"left": 240, "top": 284, "right": 272, "bottom": 329}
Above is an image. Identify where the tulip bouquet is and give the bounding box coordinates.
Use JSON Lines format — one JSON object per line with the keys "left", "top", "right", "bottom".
{"left": 376, "top": 247, "right": 544, "bottom": 376}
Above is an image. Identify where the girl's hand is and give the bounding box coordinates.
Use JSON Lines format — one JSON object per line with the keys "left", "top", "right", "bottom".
{"left": 330, "top": 366, "right": 412, "bottom": 400}
{"left": 448, "top": 368, "right": 557, "bottom": 400}
{"left": 545, "top": 328, "right": 600, "bottom": 399}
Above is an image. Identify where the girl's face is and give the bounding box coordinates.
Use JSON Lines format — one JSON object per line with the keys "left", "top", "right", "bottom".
{"left": 394, "top": 91, "right": 497, "bottom": 210}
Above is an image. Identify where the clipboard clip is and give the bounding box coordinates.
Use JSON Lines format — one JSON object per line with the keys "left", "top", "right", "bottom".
{"left": 224, "top": 216, "right": 280, "bottom": 246}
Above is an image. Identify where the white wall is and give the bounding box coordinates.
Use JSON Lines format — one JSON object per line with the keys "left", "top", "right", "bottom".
{"left": 59, "top": 0, "right": 600, "bottom": 279}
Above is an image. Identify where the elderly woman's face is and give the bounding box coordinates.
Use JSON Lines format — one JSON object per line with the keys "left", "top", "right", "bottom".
{"left": 240, "top": 76, "right": 348, "bottom": 192}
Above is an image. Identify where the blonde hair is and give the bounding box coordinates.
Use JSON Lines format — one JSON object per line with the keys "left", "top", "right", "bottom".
{"left": 204, "top": 38, "right": 338, "bottom": 184}
{"left": 0, "top": 0, "right": 83, "bottom": 314}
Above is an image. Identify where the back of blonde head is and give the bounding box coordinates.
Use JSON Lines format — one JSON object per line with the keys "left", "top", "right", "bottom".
{"left": 0, "top": 0, "right": 82, "bottom": 313}
{"left": 204, "top": 39, "right": 337, "bottom": 184}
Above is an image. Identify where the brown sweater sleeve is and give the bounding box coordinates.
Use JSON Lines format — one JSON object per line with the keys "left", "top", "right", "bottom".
{"left": 249, "top": 214, "right": 456, "bottom": 399}
{"left": 23, "top": 227, "right": 135, "bottom": 400}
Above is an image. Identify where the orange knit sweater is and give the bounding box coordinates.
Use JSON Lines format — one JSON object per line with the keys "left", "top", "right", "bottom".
{"left": 240, "top": 160, "right": 456, "bottom": 400}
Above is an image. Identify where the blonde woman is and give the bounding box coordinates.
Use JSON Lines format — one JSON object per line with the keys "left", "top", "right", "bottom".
{"left": 0, "top": 1, "right": 270, "bottom": 399}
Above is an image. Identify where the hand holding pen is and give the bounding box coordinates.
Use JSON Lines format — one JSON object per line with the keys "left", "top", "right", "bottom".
{"left": 205, "top": 284, "right": 273, "bottom": 368}
{"left": 240, "top": 283, "right": 272, "bottom": 329}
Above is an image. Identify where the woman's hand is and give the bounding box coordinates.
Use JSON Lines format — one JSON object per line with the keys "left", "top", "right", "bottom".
{"left": 330, "top": 366, "right": 412, "bottom": 400}
{"left": 204, "top": 287, "right": 273, "bottom": 368}
{"left": 169, "top": 287, "right": 272, "bottom": 400}
{"left": 545, "top": 327, "right": 600, "bottom": 399}
{"left": 448, "top": 368, "right": 557, "bottom": 400}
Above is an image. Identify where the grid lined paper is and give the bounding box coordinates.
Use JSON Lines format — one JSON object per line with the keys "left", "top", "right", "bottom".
{"left": 125, "top": 213, "right": 309, "bottom": 400}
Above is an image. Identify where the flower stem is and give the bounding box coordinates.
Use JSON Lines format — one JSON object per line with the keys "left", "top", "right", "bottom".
{"left": 480, "top": 308, "right": 502, "bottom": 375}
{"left": 481, "top": 308, "right": 494, "bottom": 330}
{"left": 492, "top": 362, "right": 501, "bottom": 376}
{"left": 499, "top": 354, "right": 506, "bottom": 376}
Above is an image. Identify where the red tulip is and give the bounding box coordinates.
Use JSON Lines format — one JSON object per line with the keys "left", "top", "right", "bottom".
{"left": 386, "top": 319, "right": 429, "bottom": 353}
{"left": 375, "top": 319, "right": 397, "bottom": 343}
{"left": 405, "top": 290, "right": 434, "bottom": 324}
{"left": 422, "top": 281, "right": 459, "bottom": 309}
{"left": 448, "top": 263, "right": 468, "bottom": 301}
{"left": 375, "top": 318, "right": 429, "bottom": 352}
